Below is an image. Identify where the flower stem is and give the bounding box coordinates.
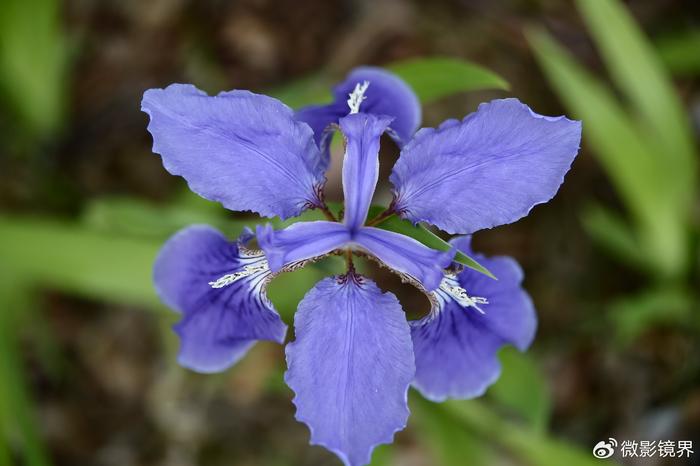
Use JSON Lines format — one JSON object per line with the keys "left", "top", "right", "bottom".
{"left": 317, "top": 202, "right": 338, "bottom": 222}
{"left": 345, "top": 249, "right": 354, "bottom": 270}
{"left": 366, "top": 207, "right": 396, "bottom": 226}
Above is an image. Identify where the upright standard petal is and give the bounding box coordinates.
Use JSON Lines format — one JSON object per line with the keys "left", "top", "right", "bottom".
{"left": 390, "top": 98, "right": 582, "bottom": 234}
{"left": 286, "top": 276, "right": 415, "bottom": 466}
{"left": 296, "top": 66, "right": 422, "bottom": 170}
{"left": 340, "top": 113, "right": 393, "bottom": 230}
{"left": 153, "top": 225, "right": 287, "bottom": 373}
{"left": 256, "top": 221, "right": 351, "bottom": 272}
{"left": 142, "top": 84, "right": 325, "bottom": 219}
{"left": 410, "top": 237, "right": 536, "bottom": 401}
{"left": 352, "top": 227, "right": 454, "bottom": 291}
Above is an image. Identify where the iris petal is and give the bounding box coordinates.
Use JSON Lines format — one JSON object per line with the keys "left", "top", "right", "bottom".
{"left": 410, "top": 236, "right": 536, "bottom": 401}
{"left": 296, "top": 66, "right": 421, "bottom": 171}
{"left": 352, "top": 227, "right": 454, "bottom": 291}
{"left": 153, "top": 225, "right": 287, "bottom": 373}
{"left": 256, "top": 221, "right": 351, "bottom": 272}
{"left": 142, "top": 84, "right": 325, "bottom": 219}
{"left": 286, "top": 276, "right": 414, "bottom": 466}
{"left": 340, "top": 113, "right": 393, "bottom": 230}
{"left": 390, "top": 98, "right": 581, "bottom": 234}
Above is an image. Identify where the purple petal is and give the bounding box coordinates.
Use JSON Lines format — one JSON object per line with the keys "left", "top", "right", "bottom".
{"left": 256, "top": 221, "right": 351, "bottom": 272}
{"left": 391, "top": 98, "right": 582, "bottom": 234}
{"left": 153, "top": 225, "right": 287, "bottom": 373}
{"left": 352, "top": 227, "right": 454, "bottom": 291}
{"left": 293, "top": 105, "right": 339, "bottom": 172}
{"left": 142, "top": 84, "right": 325, "bottom": 219}
{"left": 296, "top": 67, "right": 421, "bottom": 170}
{"left": 410, "top": 238, "right": 536, "bottom": 401}
{"left": 340, "top": 113, "right": 393, "bottom": 230}
{"left": 286, "top": 276, "right": 415, "bottom": 466}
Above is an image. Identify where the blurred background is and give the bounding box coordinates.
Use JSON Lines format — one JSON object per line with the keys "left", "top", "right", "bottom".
{"left": 1, "top": 0, "right": 699, "bottom": 465}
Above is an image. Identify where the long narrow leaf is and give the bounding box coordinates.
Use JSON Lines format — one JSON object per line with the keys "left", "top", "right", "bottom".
{"left": 488, "top": 348, "right": 551, "bottom": 431}
{"left": 576, "top": 0, "right": 697, "bottom": 206}
{"left": 443, "top": 400, "right": 615, "bottom": 466}
{"left": 388, "top": 56, "right": 509, "bottom": 103}
{"left": 375, "top": 215, "right": 496, "bottom": 279}
{"left": 0, "top": 217, "right": 161, "bottom": 308}
{"left": 655, "top": 28, "right": 700, "bottom": 77}
{"left": 0, "top": 276, "right": 52, "bottom": 466}
{"left": 270, "top": 57, "right": 508, "bottom": 109}
{"left": 0, "top": 0, "right": 68, "bottom": 136}
{"left": 527, "top": 28, "right": 688, "bottom": 277}
{"left": 581, "top": 204, "right": 646, "bottom": 269}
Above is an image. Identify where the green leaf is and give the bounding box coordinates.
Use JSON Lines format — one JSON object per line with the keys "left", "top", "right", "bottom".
{"left": 269, "top": 57, "right": 508, "bottom": 110}
{"left": 0, "top": 217, "right": 162, "bottom": 308}
{"left": 269, "top": 72, "right": 332, "bottom": 109}
{"left": 488, "top": 348, "right": 551, "bottom": 431}
{"left": 411, "top": 395, "right": 493, "bottom": 466}
{"left": 443, "top": 400, "right": 615, "bottom": 466}
{"left": 655, "top": 27, "right": 700, "bottom": 76}
{"left": 375, "top": 214, "right": 496, "bottom": 279}
{"left": 609, "top": 288, "right": 694, "bottom": 345}
{"left": 0, "top": 0, "right": 69, "bottom": 136}
{"left": 575, "top": 0, "right": 697, "bottom": 207}
{"left": 367, "top": 444, "right": 394, "bottom": 466}
{"left": 83, "top": 197, "right": 237, "bottom": 240}
{"left": 388, "top": 57, "right": 509, "bottom": 103}
{"left": 580, "top": 204, "right": 646, "bottom": 270}
{"left": 527, "top": 28, "right": 689, "bottom": 278}
{"left": 267, "top": 257, "right": 343, "bottom": 323}
{"left": 0, "top": 274, "right": 52, "bottom": 466}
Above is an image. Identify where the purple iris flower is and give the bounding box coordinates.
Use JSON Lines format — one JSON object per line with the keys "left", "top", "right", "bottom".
{"left": 142, "top": 66, "right": 581, "bottom": 466}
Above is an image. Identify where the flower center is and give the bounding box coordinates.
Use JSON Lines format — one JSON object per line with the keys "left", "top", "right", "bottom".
{"left": 347, "top": 81, "right": 370, "bottom": 114}
{"left": 438, "top": 274, "right": 489, "bottom": 314}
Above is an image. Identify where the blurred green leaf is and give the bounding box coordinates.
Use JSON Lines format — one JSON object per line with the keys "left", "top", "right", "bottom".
{"left": 388, "top": 57, "right": 509, "bottom": 103}
{"left": 489, "top": 348, "right": 550, "bottom": 431}
{"left": 655, "top": 28, "right": 700, "bottom": 76}
{"left": 443, "top": 400, "right": 615, "bottom": 466}
{"left": 0, "top": 0, "right": 69, "bottom": 136}
{"left": 0, "top": 274, "right": 51, "bottom": 466}
{"left": 375, "top": 215, "right": 496, "bottom": 279}
{"left": 367, "top": 444, "right": 394, "bottom": 466}
{"left": 581, "top": 204, "right": 645, "bottom": 269}
{"left": 527, "top": 27, "right": 689, "bottom": 278}
{"left": 576, "top": 0, "right": 697, "bottom": 204}
{"left": 267, "top": 257, "right": 342, "bottom": 323}
{"left": 83, "top": 197, "right": 238, "bottom": 239}
{"left": 270, "top": 57, "right": 508, "bottom": 110}
{"left": 269, "top": 73, "right": 332, "bottom": 109}
{"left": 609, "top": 288, "right": 694, "bottom": 344}
{"left": 0, "top": 434, "right": 11, "bottom": 466}
{"left": 0, "top": 217, "right": 162, "bottom": 308}
{"left": 412, "top": 395, "right": 492, "bottom": 465}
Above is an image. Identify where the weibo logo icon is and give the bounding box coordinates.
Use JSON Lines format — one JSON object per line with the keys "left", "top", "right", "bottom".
{"left": 592, "top": 438, "right": 618, "bottom": 459}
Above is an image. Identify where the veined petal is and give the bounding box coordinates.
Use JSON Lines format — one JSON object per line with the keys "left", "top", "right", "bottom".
{"left": 153, "top": 225, "right": 287, "bottom": 373}
{"left": 340, "top": 113, "right": 393, "bottom": 230}
{"left": 286, "top": 276, "right": 415, "bottom": 466}
{"left": 391, "top": 98, "right": 582, "bottom": 234}
{"left": 410, "top": 236, "right": 536, "bottom": 401}
{"left": 256, "top": 221, "right": 351, "bottom": 272}
{"left": 296, "top": 66, "right": 421, "bottom": 170}
{"left": 142, "top": 84, "right": 325, "bottom": 219}
{"left": 352, "top": 227, "right": 454, "bottom": 291}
